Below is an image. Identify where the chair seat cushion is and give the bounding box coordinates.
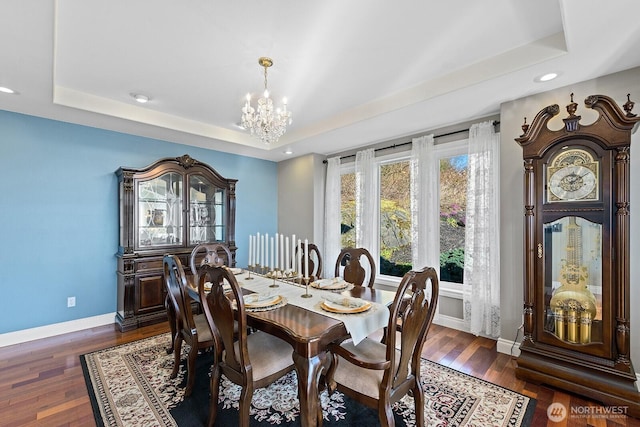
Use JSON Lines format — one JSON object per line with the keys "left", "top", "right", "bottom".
{"left": 333, "top": 338, "right": 400, "bottom": 399}
{"left": 194, "top": 313, "right": 213, "bottom": 342}
{"left": 232, "top": 331, "right": 293, "bottom": 381}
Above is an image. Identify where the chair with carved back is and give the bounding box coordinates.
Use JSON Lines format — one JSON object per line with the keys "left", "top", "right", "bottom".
{"left": 334, "top": 247, "right": 376, "bottom": 288}
{"left": 295, "top": 242, "right": 323, "bottom": 280}
{"left": 199, "top": 264, "right": 295, "bottom": 427}
{"left": 163, "top": 254, "right": 214, "bottom": 397}
{"left": 326, "top": 266, "right": 439, "bottom": 427}
{"left": 164, "top": 244, "right": 232, "bottom": 355}
{"left": 189, "top": 243, "right": 233, "bottom": 277}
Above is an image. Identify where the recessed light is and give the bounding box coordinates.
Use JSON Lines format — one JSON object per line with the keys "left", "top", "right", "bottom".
{"left": 534, "top": 72, "right": 558, "bottom": 83}
{"left": 283, "top": 149, "right": 293, "bottom": 155}
{"left": 0, "top": 86, "right": 17, "bottom": 94}
{"left": 131, "top": 93, "right": 150, "bottom": 103}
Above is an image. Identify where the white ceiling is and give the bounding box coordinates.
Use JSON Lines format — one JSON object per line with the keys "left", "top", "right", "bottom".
{"left": 1, "top": 0, "right": 640, "bottom": 162}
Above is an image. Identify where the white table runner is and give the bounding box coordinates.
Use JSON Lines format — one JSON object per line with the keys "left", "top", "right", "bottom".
{"left": 237, "top": 273, "right": 389, "bottom": 345}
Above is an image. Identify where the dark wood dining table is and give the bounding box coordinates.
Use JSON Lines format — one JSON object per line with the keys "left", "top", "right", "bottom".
{"left": 184, "top": 274, "right": 396, "bottom": 427}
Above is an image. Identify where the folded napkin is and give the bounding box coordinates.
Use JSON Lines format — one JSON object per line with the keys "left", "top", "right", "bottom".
{"left": 322, "top": 294, "right": 366, "bottom": 308}
{"left": 313, "top": 278, "right": 348, "bottom": 289}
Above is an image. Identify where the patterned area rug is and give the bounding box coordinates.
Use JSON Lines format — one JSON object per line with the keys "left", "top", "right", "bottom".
{"left": 81, "top": 333, "right": 535, "bottom": 426}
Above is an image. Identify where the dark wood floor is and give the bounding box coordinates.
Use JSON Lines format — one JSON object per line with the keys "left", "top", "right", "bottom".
{"left": 0, "top": 322, "right": 638, "bottom": 427}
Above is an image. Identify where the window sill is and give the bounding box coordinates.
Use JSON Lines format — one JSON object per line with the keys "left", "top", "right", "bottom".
{"left": 374, "top": 276, "right": 463, "bottom": 300}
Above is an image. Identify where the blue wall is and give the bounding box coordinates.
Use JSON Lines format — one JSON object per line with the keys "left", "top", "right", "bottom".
{"left": 0, "top": 110, "right": 277, "bottom": 333}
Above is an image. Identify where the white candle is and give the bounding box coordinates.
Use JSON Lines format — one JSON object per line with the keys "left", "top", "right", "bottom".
{"left": 304, "top": 239, "right": 309, "bottom": 279}
{"left": 270, "top": 236, "right": 274, "bottom": 269}
{"left": 256, "top": 233, "right": 260, "bottom": 265}
{"left": 260, "top": 234, "right": 264, "bottom": 266}
{"left": 252, "top": 235, "right": 256, "bottom": 266}
{"left": 265, "top": 233, "right": 269, "bottom": 267}
{"left": 248, "top": 234, "right": 253, "bottom": 266}
{"left": 285, "top": 237, "right": 290, "bottom": 272}
{"left": 297, "top": 239, "right": 302, "bottom": 277}
{"left": 291, "top": 234, "right": 296, "bottom": 271}
{"left": 279, "top": 234, "right": 284, "bottom": 270}
{"left": 275, "top": 233, "right": 279, "bottom": 270}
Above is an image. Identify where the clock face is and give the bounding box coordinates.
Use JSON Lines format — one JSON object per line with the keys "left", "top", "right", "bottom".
{"left": 548, "top": 165, "right": 597, "bottom": 201}
{"left": 546, "top": 149, "right": 599, "bottom": 202}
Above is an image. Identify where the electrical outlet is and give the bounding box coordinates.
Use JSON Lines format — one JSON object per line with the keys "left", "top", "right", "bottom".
{"left": 67, "top": 296, "right": 76, "bottom": 307}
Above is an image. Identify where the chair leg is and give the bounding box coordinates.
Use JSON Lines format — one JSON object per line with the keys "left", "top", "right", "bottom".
{"left": 238, "top": 386, "right": 254, "bottom": 427}
{"left": 170, "top": 335, "right": 182, "bottom": 379}
{"left": 413, "top": 380, "right": 425, "bottom": 427}
{"left": 184, "top": 343, "right": 198, "bottom": 396}
{"left": 378, "top": 401, "right": 395, "bottom": 427}
{"left": 207, "top": 367, "right": 221, "bottom": 427}
{"left": 325, "top": 353, "right": 338, "bottom": 395}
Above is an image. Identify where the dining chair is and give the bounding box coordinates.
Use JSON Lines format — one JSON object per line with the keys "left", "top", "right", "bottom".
{"left": 295, "top": 242, "right": 323, "bottom": 280}
{"left": 163, "top": 254, "right": 214, "bottom": 397}
{"left": 189, "top": 243, "right": 233, "bottom": 277}
{"left": 199, "top": 264, "right": 295, "bottom": 427}
{"left": 172, "top": 243, "right": 230, "bottom": 352}
{"left": 334, "top": 247, "right": 376, "bottom": 287}
{"left": 326, "top": 266, "right": 439, "bottom": 427}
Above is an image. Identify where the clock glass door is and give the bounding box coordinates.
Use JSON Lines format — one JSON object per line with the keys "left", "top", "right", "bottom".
{"left": 543, "top": 216, "right": 602, "bottom": 345}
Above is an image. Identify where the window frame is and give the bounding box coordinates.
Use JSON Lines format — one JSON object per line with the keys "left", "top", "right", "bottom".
{"left": 432, "top": 138, "right": 468, "bottom": 298}
{"left": 338, "top": 137, "right": 469, "bottom": 299}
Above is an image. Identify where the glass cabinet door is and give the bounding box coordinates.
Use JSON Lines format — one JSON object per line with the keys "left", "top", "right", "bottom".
{"left": 543, "top": 216, "right": 602, "bottom": 344}
{"left": 188, "top": 174, "right": 226, "bottom": 245}
{"left": 137, "top": 172, "right": 183, "bottom": 248}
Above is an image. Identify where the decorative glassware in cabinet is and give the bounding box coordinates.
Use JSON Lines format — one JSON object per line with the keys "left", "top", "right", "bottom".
{"left": 189, "top": 174, "right": 226, "bottom": 245}
{"left": 138, "top": 172, "right": 183, "bottom": 248}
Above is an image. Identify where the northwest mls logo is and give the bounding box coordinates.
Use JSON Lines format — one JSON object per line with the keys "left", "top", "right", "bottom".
{"left": 547, "top": 402, "right": 567, "bottom": 422}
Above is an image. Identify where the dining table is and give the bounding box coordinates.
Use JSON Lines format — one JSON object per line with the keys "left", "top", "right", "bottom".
{"left": 185, "top": 269, "right": 396, "bottom": 427}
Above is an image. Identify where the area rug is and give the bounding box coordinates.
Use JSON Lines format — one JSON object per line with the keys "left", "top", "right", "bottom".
{"left": 81, "top": 333, "right": 535, "bottom": 427}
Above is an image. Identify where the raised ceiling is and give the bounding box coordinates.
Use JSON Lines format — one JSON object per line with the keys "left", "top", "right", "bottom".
{"left": 1, "top": 0, "right": 640, "bottom": 161}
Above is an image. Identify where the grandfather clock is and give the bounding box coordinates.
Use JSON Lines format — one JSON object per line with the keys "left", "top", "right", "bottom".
{"left": 515, "top": 94, "right": 640, "bottom": 416}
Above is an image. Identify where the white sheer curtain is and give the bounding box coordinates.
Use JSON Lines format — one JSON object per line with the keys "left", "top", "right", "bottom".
{"left": 463, "top": 121, "right": 501, "bottom": 337}
{"left": 355, "top": 149, "right": 377, "bottom": 257}
{"left": 410, "top": 134, "right": 438, "bottom": 271}
{"left": 324, "top": 157, "right": 342, "bottom": 265}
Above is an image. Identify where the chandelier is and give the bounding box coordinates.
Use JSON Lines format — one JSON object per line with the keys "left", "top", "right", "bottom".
{"left": 241, "top": 57, "right": 292, "bottom": 145}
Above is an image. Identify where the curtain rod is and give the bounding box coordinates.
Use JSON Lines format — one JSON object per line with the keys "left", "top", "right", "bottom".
{"left": 323, "top": 120, "right": 499, "bottom": 163}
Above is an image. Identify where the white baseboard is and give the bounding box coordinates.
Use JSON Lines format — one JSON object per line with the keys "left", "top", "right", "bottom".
{"left": 0, "top": 313, "right": 115, "bottom": 348}
{"left": 433, "top": 313, "right": 468, "bottom": 332}
{"left": 497, "top": 337, "right": 520, "bottom": 357}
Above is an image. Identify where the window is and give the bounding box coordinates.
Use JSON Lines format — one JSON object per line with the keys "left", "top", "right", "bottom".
{"left": 340, "top": 171, "right": 356, "bottom": 248}
{"left": 379, "top": 159, "right": 412, "bottom": 277}
{"left": 339, "top": 138, "right": 468, "bottom": 292}
{"left": 438, "top": 150, "right": 467, "bottom": 285}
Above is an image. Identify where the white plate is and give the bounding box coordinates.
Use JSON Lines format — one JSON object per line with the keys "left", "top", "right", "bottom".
{"left": 320, "top": 299, "right": 371, "bottom": 314}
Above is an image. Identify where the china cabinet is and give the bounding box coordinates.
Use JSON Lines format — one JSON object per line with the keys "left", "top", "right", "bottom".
{"left": 115, "top": 154, "right": 237, "bottom": 331}
{"left": 515, "top": 94, "right": 639, "bottom": 416}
